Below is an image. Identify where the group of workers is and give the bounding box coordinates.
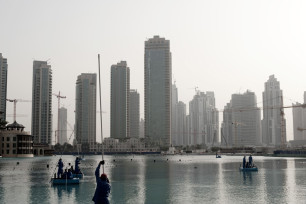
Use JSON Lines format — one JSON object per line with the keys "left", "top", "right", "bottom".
{"left": 242, "top": 154, "right": 253, "bottom": 168}
{"left": 57, "top": 157, "right": 82, "bottom": 179}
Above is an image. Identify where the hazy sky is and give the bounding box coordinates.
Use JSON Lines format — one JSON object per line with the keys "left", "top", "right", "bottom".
{"left": 1, "top": 0, "right": 306, "bottom": 143}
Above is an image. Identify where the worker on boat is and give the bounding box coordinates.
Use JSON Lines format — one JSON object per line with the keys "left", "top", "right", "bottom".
{"left": 92, "top": 160, "right": 111, "bottom": 204}
{"left": 57, "top": 158, "right": 64, "bottom": 178}
{"left": 249, "top": 154, "right": 253, "bottom": 167}
{"left": 75, "top": 157, "right": 81, "bottom": 174}
{"left": 67, "top": 169, "right": 73, "bottom": 179}
{"left": 62, "top": 169, "right": 68, "bottom": 179}
{"left": 70, "top": 165, "right": 74, "bottom": 173}
{"left": 243, "top": 156, "right": 246, "bottom": 168}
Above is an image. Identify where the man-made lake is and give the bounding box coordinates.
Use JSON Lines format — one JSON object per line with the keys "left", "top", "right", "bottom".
{"left": 0, "top": 155, "right": 306, "bottom": 204}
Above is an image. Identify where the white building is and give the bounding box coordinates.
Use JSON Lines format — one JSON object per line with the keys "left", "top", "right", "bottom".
{"left": 189, "top": 91, "right": 219, "bottom": 147}
{"left": 31, "top": 61, "right": 52, "bottom": 145}
{"left": 262, "top": 75, "right": 286, "bottom": 147}
{"left": 58, "top": 107, "right": 67, "bottom": 145}
{"left": 144, "top": 36, "right": 171, "bottom": 147}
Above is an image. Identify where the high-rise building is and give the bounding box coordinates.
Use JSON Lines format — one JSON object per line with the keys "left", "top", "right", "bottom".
{"left": 189, "top": 91, "right": 219, "bottom": 147}
{"left": 292, "top": 92, "right": 306, "bottom": 141}
{"left": 176, "top": 101, "right": 187, "bottom": 146}
{"left": 139, "top": 118, "right": 145, "bottom": 138}
{"left": 222, "top": 91, "right": 261, "bottom": 147}
{"left": 0, "top": 54, "right": 8, "bottom": 122}
{"left": 111, "top": 61, "right": 130, "bottom": 139}
{"left": 144, "top": 36, "right": 171, "bottom": 147}
{"left": 31, "top": 61, "right": 52, "bottom": 145}
{"left": 58, "top": 107, "right": 67, "bottom": 145}
{"left": 262, "top": 75, "right": 286, "bottom": 147}
{"left": 171, "top": 84, "right": 178, "bottom": 145}
{"left": 75, "top": 73, "right": 96, "bottom": 151}
{"left": 130, "top": 89, "right": 139, "bottom": 138}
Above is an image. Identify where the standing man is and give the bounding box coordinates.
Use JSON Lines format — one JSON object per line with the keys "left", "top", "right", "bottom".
{"left": 243, "top": 156, "right": 246, "bottom": 168}
{"left": 57, "top": 158, "right": 64, "bottom": 178}
{"left": 75, "top": 157, "right": 80, "bottom": 174}
{"left": 92, "top": 160, "right": 111, "bottom": 204}
{"left": 249, "top": 154, "right": 253, "bottom": 167}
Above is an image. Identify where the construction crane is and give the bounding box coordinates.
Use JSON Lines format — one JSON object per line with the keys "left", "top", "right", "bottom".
{"left": 6, "top": 99, "right": 31, "bottom": 122}
{"left": 53, "top": 91, "right": 66, "bottom": 144}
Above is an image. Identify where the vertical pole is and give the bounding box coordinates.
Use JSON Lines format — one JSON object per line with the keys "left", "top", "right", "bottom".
{"left": 13, "top": 100, "right": 16, "bottom": 122}
{"left": 98, "top": 54, "right": 105, "bottom": 173}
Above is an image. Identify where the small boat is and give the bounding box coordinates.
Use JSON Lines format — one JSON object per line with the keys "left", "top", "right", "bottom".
{"left": 239, "top": 166, "right": 258, "bottom": 172}
{"left": 73, "top": 173, "right": 84, "bottom": 179}
{"left": 51, "top": 178, "right": 80, "bottom": 185}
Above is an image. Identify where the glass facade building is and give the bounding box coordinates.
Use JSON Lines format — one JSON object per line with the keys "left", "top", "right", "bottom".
{"left": 0, "top": 53, "right": 8, "bottom": 122}
{"left": 144, "top": 36, "right": 171, "bottom": 147}
{"left": 31, "top": 61, "right": 52, "bottom": 145}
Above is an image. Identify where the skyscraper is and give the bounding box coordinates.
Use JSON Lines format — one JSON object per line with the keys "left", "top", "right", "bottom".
{"left": 130, "top": 89, "right": 139, "bottom": 138}
{"left": 0, "top": 54, "right": 8, "bottom": 122}
{"left": 176, "top": 101, "right": 187, "bottom": 146}
{"left": 171, "top": 84, "right": 178, "bottom": 145}
{"left": 58, "top": 107, "right": 67, "bottom": 145}
{"left": 111, "top": 61, "right": 130, "bottom": 139}
{"left": 31, "top": 61, "right": 52, "bottom": 145}
{"left": 222, "top": 91, "right": 261, "bottom": 147}
{"left": 144, "top": 36, "right": 171, "bottom": 147}
{"left": 75, "top": 73, "right": 96, "bottom": 151}
{"left": 189, "top": 91, "right": 219, "bottom": 147}
{"left": 292, "top": 92, "right": 306, "bottom": 141}
{"left": 262, "top": 75, "right": 286, "bottom": 147}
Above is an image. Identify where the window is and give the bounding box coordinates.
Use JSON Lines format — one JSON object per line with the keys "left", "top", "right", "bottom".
{"left": 7, "top": 143, "right": 9, "bottom": 148}
{"left": 13, "top": 143, "right": 16, "bottom": 148}
{"left": 7, "top": 137, "right": 10, "bottom": 142}
{"left": 13, "top": 150, "right": 16, "bottom": 154}
{"left": 13, "top": 137, "right": 16, "bottom": 141}
{"left": 6, "top": 150, "right": 9, "bottom": 154}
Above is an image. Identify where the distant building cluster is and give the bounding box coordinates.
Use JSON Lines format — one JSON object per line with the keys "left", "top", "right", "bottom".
{"left": 1, "top": 36, "right": 306, "bottom": 157}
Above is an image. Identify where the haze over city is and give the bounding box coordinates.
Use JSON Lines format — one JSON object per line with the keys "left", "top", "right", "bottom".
{"left": 1, "top": 0, "right": 306, "bottom": 143}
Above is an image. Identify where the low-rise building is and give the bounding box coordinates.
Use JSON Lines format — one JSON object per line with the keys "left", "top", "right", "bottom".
{"left": 0, "top": 121, "right": 33, "bottom": 157}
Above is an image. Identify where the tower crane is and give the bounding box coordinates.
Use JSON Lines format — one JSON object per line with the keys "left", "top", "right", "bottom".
{"left": 6, "top": 99, "right": 31, "bottom": 122}
{"left": 53, "top": 91, "right": 66, "bottom": 144}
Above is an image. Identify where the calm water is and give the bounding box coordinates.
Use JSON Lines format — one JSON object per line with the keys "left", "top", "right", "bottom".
{"left": 1, "top": 155, "right": 306, "bottom": 204}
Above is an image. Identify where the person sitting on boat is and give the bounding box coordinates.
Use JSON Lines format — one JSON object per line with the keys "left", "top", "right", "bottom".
{"left": 249, "top": 154, "right": 253, "bottom": 167}
{"left": 75, "top": 157, "right": 81, "bottom": 174}
{"left": 67, "top": 169, "right": 73, "bottom": 179}
{"left": 243, "top": 156, "right": 246, "bottom": 168}
{"left": 70, "top": 165, "right": 74, "bottom": 173}
{"left": 62, "top": 169, "right": 68, "bottom": 179}
{"left": 92, "top": 160, "right": 111, "bottom": 204}
{"left": 57, "top": 158, "right": 64, "bottom": 178}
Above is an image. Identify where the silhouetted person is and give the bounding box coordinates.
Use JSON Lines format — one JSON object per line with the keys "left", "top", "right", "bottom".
{"left": 67, "top": 169, "right": 73, "bottom": 179}
{"left": 75, "top": 157, "right": 81, "bottom": 174}
{"left": 249, "top": 154, "right": 253, "bottom": 167}
{"left": 57, "top": 158, "right": 64, "bottom": 178}
{"left": 92, "top": 160, "right": 111, "bottom": 204}
{"left": 243, "top": 156, "right": 246, "bottom": 168}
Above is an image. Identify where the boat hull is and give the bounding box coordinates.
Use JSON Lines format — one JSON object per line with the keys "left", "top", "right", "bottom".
{"left": 73, "top": 173, "right": 84, "bottom": 178}
{"left": 51, "top": 178, "right": 80, "bottom": 185}
{"left": 239, "top": 167, "right": 258, "bottom": 172}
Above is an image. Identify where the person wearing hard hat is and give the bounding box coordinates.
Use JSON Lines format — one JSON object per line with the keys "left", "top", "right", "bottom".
{"left": 92, "top": 160, "right": 111, "bottom": 204}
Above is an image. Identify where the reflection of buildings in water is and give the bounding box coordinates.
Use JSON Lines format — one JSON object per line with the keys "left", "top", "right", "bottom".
{"left": 109, "top": 156, "right": 147, "bottom": 203}
{"left": 285, "top": 159, "right": 297, "bottom": 203}
{"left": 144, "top": 157, "right": 170, "bottom": 203}
{"left": 263, "top": 159, "right": 288, "bottom": 203}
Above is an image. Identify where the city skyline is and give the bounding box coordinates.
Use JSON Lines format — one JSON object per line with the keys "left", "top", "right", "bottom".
{"left": 1, "top": 1, "right": 306, "bottom": 143}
